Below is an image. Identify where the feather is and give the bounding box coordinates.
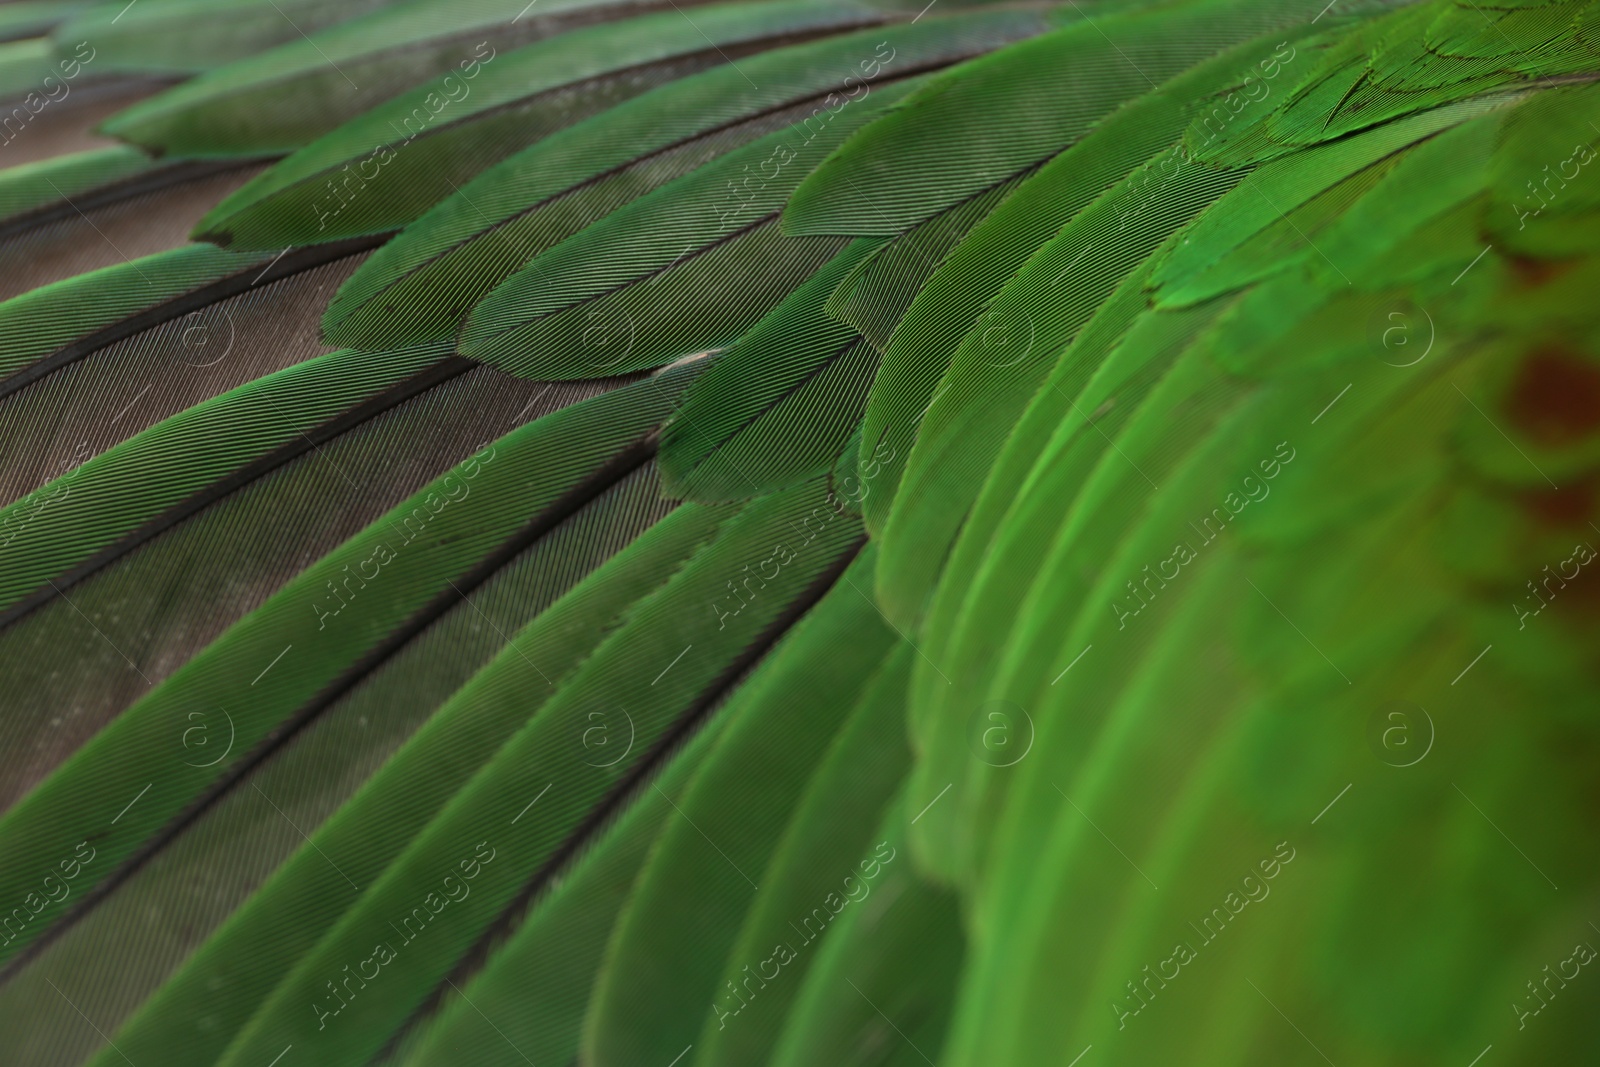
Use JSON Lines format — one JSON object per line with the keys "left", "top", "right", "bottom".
{"left": 456, "top": 77, "right": 924, "bottom": 377}
{"left": 209, "top": 477, "right": 863, "bottom": 1067}
{"left": 583, "top": 544, "right": 895, "bottom": 1066}
{"left": 695, "top": 641, "right": 914, "bottom": 1067}
{"left": 100, "top": 0, "right": 737, "bottom": 156}
{"left": 5, "top": 2, "right": 1600, "bottom": 1065}
{"left": 768, "top": 791, "right": 965, "bottom": 1067}
{"left": 84, "top": 471, "right": 710, "bottom": 1067}
{"left": 55, "top": 0, "right": 396, "bottom": 76}
{"left": 0, "top": 364, "right": 702, "bottom": 969}
{"left": 657, "top": 238, "right": 883, "bottom": 501}
{"left": 0, "top": 4, "right": 84, "bottom": 47}
{"left": 196, "top": 0, "right": 893, "bottom": 249}
{"left": 321, "top": 10, "right": 1040, "bottom": 351}
{"left": 12, "top": 455, "right": 671, "bottom": 1066}
{"left": 394, "top": 670, "right": 735, "bottom": 1067}
{"left": 0, "top": 147, "right": 166, "bottom": 232}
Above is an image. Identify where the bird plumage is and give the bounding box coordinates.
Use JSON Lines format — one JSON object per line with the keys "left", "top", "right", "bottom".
{"left": 0, "top": 0, "right": 1595, "bottom": 1064}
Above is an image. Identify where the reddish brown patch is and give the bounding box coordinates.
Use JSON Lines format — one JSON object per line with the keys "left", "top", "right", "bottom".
{"left": 1520, "top": 476, "right": 1597, "bottom": 528}
{"left": 1503, "top": 345, "right": 1600, "bottom": 447}
{"left": 1544, "top": 552, "right": 1600, "bottom": 622}
{"left": 1506, "top": 254, "right": 1577, "bottom": 289}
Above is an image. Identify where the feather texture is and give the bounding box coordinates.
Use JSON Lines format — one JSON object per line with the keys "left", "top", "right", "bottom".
{"left": 3, "top": 2, "right": 1600, "bottom": 1066}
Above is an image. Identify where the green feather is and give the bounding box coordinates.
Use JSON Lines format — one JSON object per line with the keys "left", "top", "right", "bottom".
{"left": 0, "top": 3, "right": 85, "bottom": 45}
{"left": 394, "top": 678, "right": 734, "bottom": 1067}
{"left": 768, "top": 791, "right": 966, "bottom": 1067}
{"left": 6, "top": 3, "right": 1600, "bottom": 1065}
{"left": 0, "top": 146, "right": 163, "bottom": 231}
{"left": 696, "top": 641, "right": 913, "bottom": 1067}
{"left": 90, "top": 477, "right": 721, "bottom": 1067}
{"left": 55, "top": 0, "right": 393, "bottom": 75}
{"left": 658, "top": 238, "right": 883, "bottom": 502}
{"left": 0, "top": 343, "right": 447, "bottom": 618}
{"left": 783, "top": 0, "right": 1349, "bottom": 237}
{"left": 583, "top": 543, "right": 894, "bottom": 1066}
{"left": 457, "top": 77, "right": 923, "bottom": 377}
{"left": 0, "top": 363, "right": 702, "bottom": 969}
{"left": 321, "top": 11, "right": 1036, "bottom": 351}
{"left": 195, "top": 0, "right": 890, "bottom": 248}
{"left": 0, "top": 243, "right": 275, "bottom": 382}
{"left": 99, "top": 0, "right": 712, "bottom": 156}
{"left": 211, "top": 476, "right": 864, "bottom": 1067}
